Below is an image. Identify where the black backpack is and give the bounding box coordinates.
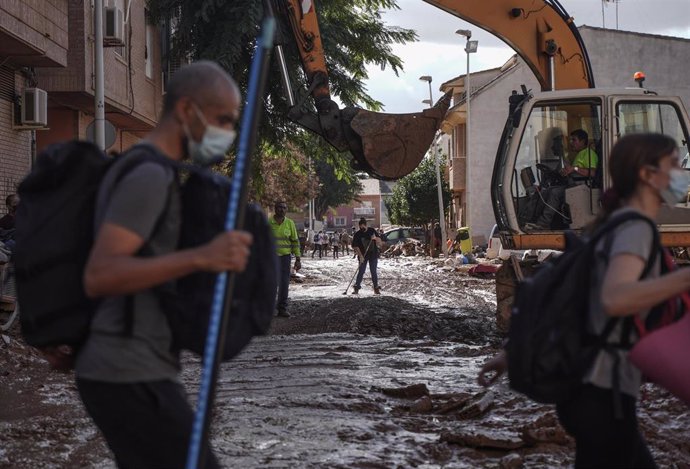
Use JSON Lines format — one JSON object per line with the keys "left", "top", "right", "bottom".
{"left": 158, "top": 169, "right": 277, "bottom": 360}
{"left": 15, "top": 141, "right": 160, "bottom": 348}
{"left": 15, "top": 141, "right": 276, "bottom": 362}
{"left": 507, "top": 211, "right": 659, "bottom": 404}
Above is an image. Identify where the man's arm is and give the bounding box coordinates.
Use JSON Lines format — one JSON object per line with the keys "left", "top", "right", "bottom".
{"left": 289, "top": 219, "right": 301, "bottom": 258}
{"left": 563, "top": 149, "right": 598, "bottom": 177}
{"left": 84, "top": 223, "right": 252, "bottom": 298}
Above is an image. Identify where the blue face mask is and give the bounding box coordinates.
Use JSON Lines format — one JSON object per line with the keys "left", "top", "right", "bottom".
{"left": 661, "top": 168, "right": 690, "bottom": 205}
{"left": 184, "top": 104, "right": 236, "bottom": 166}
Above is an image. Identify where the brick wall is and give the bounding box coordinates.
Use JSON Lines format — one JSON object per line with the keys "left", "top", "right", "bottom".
{"left": 37, "top": 0, "right": 162, "bottom": 125}
{"left": 0, "top": 71, "right": 32, "bottom": 213}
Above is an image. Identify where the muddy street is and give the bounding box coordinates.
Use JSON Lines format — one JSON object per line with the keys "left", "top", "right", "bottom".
{"left": 1, "top": 255, "right": 689, "bottom": 468}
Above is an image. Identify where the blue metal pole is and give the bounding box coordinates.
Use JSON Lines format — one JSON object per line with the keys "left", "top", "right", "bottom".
{"left": 186, "top": 16, "right": 276, "bottom": 469}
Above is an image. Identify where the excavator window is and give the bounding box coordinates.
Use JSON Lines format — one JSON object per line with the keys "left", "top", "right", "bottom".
{"left": 512, "top": 100, "right": 603, "bottom": 231}
{"left": 616, "top": 101, "right": 690, "bottom": 225}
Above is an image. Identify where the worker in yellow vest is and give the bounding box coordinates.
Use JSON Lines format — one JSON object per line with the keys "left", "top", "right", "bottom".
{"left": 269, "top": 201, "right": 301, "bottom": 317}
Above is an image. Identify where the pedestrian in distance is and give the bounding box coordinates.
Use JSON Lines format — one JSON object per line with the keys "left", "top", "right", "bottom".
{"left": 0, "top": 193, "right": 19, "bottom": 230}
{"left": 321, "top": 230, "right": 330, "bottom": 256}
{"left": 331, "top": 232, "right": 339, "bottom": 259}
{"left": 0, "top": 193, "right": 18, "bottom": 251}
{"left": 351, "top": 217, "right": 382, "bottom": 294}
{"left": 433, "top": 222, "right": 442, "bottom": 254}
{"left": 311, "top": 230, "right": 322, "bottom": 258}
{"left": 340, "top": 230, "right": 350, "bottom": 255}
{"left": 68, "top": 61, "right": 251, "bottom": 469}
{"left": 479, "top": 133, "right": 690, "bottom": 469}
{"left": 269, "top": 201, "right": 301, "bottom": 318}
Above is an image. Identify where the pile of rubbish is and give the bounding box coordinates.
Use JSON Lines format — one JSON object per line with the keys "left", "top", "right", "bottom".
{"left": 382, "top": 239, "right": 426, "bottom": 257}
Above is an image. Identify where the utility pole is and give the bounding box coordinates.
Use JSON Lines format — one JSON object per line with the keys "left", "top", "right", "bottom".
{"left": 94, "top": 0, "right": 105, "bottom": 150}
{"left": 419, "top": 75, "right": 448, "bottom": 257}
{"left": 456, "top": 30, "right": 478, "bottom": 232}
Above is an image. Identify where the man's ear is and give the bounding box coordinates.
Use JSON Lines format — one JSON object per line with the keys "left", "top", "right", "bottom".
{"left": 174, "top": 97, "right": 193, "bottom": 124}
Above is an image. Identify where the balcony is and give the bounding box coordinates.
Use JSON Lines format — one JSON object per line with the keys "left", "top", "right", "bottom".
{"left": 353, "top": 207, "right": 376, "bottom": 216}
{"left": 449, "top": 157, "right": 466, "bottom": 192}
{"left": 0, "top": 0, "right": 69, "bottom": 67}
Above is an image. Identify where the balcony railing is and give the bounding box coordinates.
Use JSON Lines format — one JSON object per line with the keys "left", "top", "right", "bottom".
{"left": 353, "top": 207, "right": 376, "bottom": 216}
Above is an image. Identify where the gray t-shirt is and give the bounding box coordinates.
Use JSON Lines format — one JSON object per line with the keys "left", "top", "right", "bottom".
{"left": 75, "top": 147, "right": 181, "bottom": 383}
{"left": 584, "top": 208, "right": 660, "bottom": 398}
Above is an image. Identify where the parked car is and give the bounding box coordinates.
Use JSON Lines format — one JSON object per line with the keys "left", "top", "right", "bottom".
{"left": 381, "top": 227, "right": 426, "bottom": 249}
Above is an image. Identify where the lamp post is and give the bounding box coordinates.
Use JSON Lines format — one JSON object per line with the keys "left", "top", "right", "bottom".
{"left": 455, "top": 29, "right": 478, "bottom": 230}
{"left": 419, "top": 75, "right": 448, "bottom": 257}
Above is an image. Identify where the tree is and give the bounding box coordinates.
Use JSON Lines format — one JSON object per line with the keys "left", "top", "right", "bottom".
{"left": 147, "top": 0, "right": 417, "bottom": 205}
{"left": 218, "top": 131, "right": 362, "bottom": 214}
{"left": 313, "top": 158, "right": 362, "bottom": 220}
{"left": 386, "top": 154, "right": 451, "bottom": 226}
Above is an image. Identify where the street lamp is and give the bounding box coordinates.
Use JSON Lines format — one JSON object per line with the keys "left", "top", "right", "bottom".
{"left": 419, "top": 75, "right": 448, "bottom": 257}
{"left": 455, "top": 29, "right": 478, "bottom": 231}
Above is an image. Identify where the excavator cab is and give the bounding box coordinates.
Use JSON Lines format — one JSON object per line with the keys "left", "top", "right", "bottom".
{"left": 492, "top": 88, "right": 690, "bottom": 249}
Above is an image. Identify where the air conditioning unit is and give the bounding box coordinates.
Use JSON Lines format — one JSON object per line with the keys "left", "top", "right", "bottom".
{"left": 103, "top": 6, "right": 125, "bottom": 47}
{"left": 21, "top": 88, "right": 48, "bottom": 127}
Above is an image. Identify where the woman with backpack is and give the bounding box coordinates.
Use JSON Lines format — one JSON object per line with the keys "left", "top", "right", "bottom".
{"left": 479, "top": 133, "right": 690, "bottom": 468}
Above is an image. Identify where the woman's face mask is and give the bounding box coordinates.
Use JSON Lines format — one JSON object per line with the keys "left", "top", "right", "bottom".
{"left": 183, "top": 103, "right": 237, "bottom": 166}
{"left": 650, "top": 166, "right": 689, "bottom": 205}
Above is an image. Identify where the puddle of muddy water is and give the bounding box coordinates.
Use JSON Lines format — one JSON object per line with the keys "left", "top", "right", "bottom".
{"left": 182, "top": 334, "right": 509, "bottom": 468}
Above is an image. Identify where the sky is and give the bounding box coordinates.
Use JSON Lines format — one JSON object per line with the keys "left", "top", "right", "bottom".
{"left": 363, "top": 0, "right": 690, "bottom": 113}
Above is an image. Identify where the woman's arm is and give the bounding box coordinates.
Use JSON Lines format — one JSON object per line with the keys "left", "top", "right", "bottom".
{"left": 601, "top": 253, "right": 690, "bottom": 316}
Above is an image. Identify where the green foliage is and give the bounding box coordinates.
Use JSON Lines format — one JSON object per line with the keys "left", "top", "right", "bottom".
{"left": 312, "top": 158, "right": 363, "bottom": 220}
{"left": 387, "top": 154, "right": 451, "bottom": 226}
{"left": 147, "top": 0, "right": 415, "bottom": 210}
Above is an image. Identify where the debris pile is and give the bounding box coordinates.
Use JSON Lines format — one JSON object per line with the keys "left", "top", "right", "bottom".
{"left": 375, "top": 383, "right": 574, "bottom": 455}
{"left": 382, "top": 239, "right": 425, "bottom": 257}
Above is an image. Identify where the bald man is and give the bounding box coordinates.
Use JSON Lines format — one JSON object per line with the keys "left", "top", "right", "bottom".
{"left": 68, "top": 62, "right": 248, "bottom": 469}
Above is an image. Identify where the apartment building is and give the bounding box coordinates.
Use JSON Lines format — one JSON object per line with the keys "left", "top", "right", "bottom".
{"left": 0, "top": 0, "right": 164, "bottom": 208}
{"left": 0, "top": 0, "right": 69, "bottom": 203}
{"left": 325, "top": 178, "right": 395, "bottom": 230}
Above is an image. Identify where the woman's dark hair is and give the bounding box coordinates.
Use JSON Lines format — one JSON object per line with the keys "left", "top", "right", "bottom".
{"left": 591, "top": 133, "right": 677, "bottom": 229}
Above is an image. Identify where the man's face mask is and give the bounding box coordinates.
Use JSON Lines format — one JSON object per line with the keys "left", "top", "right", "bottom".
{"left": 183, "top": 103, "right": 236, "bottom": 166}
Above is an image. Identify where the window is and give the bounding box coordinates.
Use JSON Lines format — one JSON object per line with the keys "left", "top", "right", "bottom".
{"left": 334, "top": 216, "right": 346, "bottom": 226}
{"left": 109, "top": 0, "right": 128, "bottom": 60}
{"left": 145, "top": 9, "right": 154, "bottom": 78}
{"left": 617, "top": 101, "right": 690, "bottom": 223}
{"left": 511, "top": 100, "right": 602, "bottom": 229}
{"left": 616, "top": 102, "right": 690, "bottom": 163}
{"left": 386, "top": 230, "right": 400, "bottom": 241}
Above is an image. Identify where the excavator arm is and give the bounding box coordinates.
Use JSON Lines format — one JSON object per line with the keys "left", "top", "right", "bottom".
{"left": 424, "top": 0, "right": 594, "bottom": 91}
{"left": 273, "top": 0, "right": 450, "bottom": 180}
{"left": 273, "top": 0, "right": 593, "bottom": 180}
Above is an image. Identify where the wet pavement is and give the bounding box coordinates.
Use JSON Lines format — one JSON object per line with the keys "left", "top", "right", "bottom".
{"left": 1, "top": 255, "right": 689, "bottom": 468}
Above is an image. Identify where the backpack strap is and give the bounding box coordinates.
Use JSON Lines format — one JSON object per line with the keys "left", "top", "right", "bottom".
{"left": 106, "top": 144, "right": 180, "bottom": 337}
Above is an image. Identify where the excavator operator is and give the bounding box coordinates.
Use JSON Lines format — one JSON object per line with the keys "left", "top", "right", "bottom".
{"left": 525, "top": 129, "right": 598, "bottom": 231}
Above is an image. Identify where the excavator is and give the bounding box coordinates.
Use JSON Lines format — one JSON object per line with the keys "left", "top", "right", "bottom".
{"left": 271, "top": 0, "right": 690, "bottom": 323}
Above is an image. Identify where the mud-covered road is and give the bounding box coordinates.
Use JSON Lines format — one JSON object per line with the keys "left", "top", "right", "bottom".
{"left": 1, "top": 255, "right": 689, "bottom": 468}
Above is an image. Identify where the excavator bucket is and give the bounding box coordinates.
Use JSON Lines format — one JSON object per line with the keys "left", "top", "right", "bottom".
{"left": 347, "top": 92, "right": 452, "bottom": 180}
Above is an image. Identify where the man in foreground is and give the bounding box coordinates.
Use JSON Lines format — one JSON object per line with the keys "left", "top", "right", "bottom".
{"left": 74, "top": 61, "right": 250, "bottom": 469}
